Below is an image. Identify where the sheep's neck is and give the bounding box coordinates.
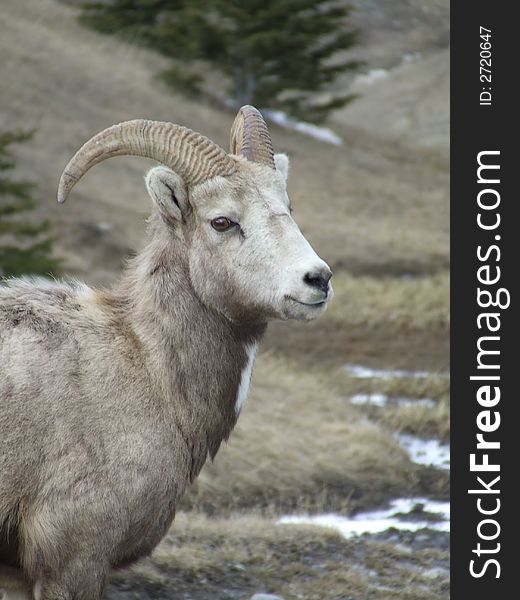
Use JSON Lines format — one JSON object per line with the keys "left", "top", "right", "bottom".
{"left": 118, "top": 240, "right": 266, "bottom": 482}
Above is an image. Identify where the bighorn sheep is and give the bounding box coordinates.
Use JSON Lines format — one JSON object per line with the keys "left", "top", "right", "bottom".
{"left": 0, "top": 106, "right": 332, "bottom": 599}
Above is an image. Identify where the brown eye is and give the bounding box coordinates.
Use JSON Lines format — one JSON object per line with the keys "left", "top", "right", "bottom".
{"left": 211, "top": 217, "right": 235, "bottom": 232}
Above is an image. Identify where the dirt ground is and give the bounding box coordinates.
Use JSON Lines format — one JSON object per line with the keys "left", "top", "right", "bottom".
{"left": 104, "top": 515, "right": 449, "bottom": 600}
{"left": 0, "top": 0, "right": 449, "bottom": 597}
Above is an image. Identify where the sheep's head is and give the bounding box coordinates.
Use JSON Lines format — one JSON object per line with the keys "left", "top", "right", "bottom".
{"left": 58, "top": 106, "right": 332, "bottom": 323}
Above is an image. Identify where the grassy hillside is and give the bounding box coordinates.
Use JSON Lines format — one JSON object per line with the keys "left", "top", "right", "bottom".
{"left": 0, "top": 0, "right": 448, "bottom": 281}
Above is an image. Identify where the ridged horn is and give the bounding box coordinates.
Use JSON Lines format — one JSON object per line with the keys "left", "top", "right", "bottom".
{"left": 57, "top": 119, "right": 236, "bottom": 203}
{"left": 229, "top": 105, "right": 275, "bottom": 169}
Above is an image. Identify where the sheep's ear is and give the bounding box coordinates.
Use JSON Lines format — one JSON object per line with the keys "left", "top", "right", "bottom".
{"left": 145, "top": 166, "right": 189, "bottom": 223}
{"left": 274, "top": 153, "right": 290, "bottom": 182}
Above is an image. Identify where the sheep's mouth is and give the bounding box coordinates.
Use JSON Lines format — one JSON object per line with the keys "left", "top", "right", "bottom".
{"left": 286, "top": 296, "right": 328, "bottom": 308}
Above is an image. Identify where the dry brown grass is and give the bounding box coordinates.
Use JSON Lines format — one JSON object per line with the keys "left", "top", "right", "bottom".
{"left": 183, "top": 355, "right": 448, "bottom": 514}
{"left": 107, "top": 512, "right": 449, "bottom": 600}
{"left": 264, "top": 270, "right": 450, "bottom": 377}
{"left": 382, "top": 397, "right": 450, "bottom": 440}
{"left": 328, "top": 271, "right": 449, "bottom": 332}
{"left": 330, "top": 369, "right": 451, "bottom": 442}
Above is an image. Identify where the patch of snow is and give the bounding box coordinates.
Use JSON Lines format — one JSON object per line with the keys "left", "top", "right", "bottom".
{"left": 350, "top": 393, "right": 435, "bottom": 409}
{"left": 397, "top": 397, "right": 436, "bottom": 408}
{"left": 422, "top": 566, "right": 450, "bottom": 579}
{"left": 351, "top": 393, "right": 388, "bottom": 407}
{"left": 344, "top": 363, "right": 449, "bottom": 380}
{"left": 352, "top": 68, "right": 388, "bottom": 87}
{"left": 279, "top": 498, "right": 450, "bottom": 539}
{"left": 398, "top": 434, "right": 450, "bottom": 470}
{"left": 402, "top": 52, "right": 422, "bottom": 64}
{"left": 264, "top": 110, "right": 343, "bottom": 146}
{"left": 96, "top": 222, "right": 113, "bottom": 233}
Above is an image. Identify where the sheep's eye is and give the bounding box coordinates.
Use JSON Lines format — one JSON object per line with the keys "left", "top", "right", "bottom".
{"left": 211, "top": 217, "right": 235, "bottom": 232}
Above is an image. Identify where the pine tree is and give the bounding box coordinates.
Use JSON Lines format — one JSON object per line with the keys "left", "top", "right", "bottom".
{"left": 0, "top": 130, "right": 62, "bottom": 278}
{"left": 80, "top": 0, "right": 360, "bottom": 123}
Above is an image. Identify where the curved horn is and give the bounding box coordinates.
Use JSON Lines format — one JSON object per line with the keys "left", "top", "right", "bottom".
{"left": 229, "top": 105, "right": 275, "bottom": 169}
{"left": 58, "top": 119, "right": 236, "bottom": 203}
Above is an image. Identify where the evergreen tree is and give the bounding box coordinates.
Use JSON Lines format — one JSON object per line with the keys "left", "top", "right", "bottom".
{"left": 0, "top": 130, "right": 62, "bottom": 278}
{"left": 80, "top": 0, "right": 360, "bottom": 123}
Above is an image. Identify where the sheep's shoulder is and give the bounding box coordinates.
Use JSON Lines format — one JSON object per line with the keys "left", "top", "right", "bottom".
{"left": 0, "top": 277, "right": 88, "bottom": 332}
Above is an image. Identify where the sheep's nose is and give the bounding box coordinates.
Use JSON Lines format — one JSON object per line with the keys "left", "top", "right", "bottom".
{"left": 303, "top": 267, "right": 332, "bottom": 294}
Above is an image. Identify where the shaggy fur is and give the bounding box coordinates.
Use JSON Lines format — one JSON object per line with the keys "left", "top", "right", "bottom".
{"left": 0, "top": 146, "right": 331, "bottom": 599}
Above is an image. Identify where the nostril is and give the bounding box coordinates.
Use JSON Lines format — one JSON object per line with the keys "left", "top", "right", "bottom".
{"left": 322, "top": 269, "right": 333, "bottom": 286}
{"left": 304, "top": 268, "right": 332, "bottom": 293}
